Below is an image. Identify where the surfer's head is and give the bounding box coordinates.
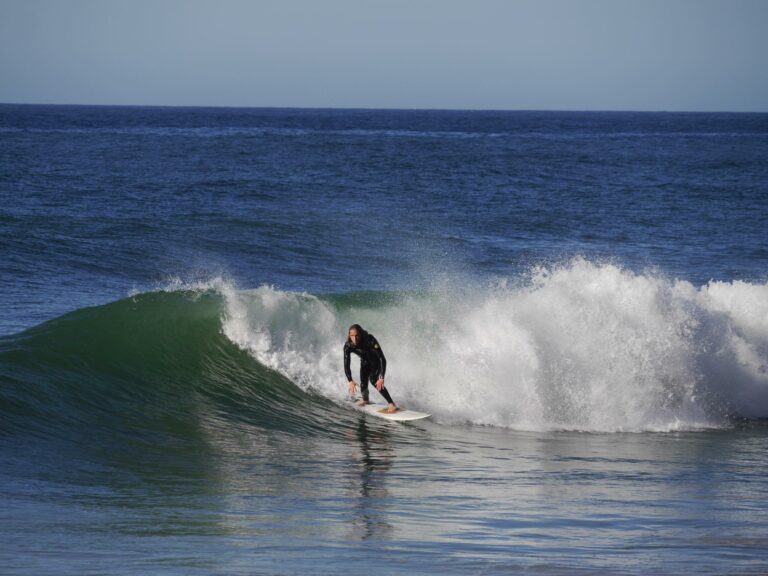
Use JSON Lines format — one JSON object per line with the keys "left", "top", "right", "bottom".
{"left": 347, "top": 324, "right": 365, "bottom": 346}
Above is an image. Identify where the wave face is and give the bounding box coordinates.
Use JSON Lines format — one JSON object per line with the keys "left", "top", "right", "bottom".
{"left": 1, "top": 260, "right": 767, "bottom": 439}
{"left": 0, "top": 288, "right": 344, "bottom": 452}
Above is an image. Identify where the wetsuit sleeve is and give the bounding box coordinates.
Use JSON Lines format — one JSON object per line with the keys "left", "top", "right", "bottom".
{"left": 370, "top": 335, "right": 386, "bottom": 378}
{"left": 343, "top": 342, "right": 352, "bottom": 381}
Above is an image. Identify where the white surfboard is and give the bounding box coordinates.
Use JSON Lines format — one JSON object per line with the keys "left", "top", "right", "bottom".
{"left": 353, "top": 402, "right": 431, "bottom": 422}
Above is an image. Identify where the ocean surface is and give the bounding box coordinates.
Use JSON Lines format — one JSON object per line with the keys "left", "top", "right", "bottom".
{"left": 1, "top": 104, "right": 768, "bottom": 575}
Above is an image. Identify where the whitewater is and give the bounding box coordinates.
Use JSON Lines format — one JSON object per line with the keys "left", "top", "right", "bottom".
{"left": 214, "top": 259, "right": 768, "bottom": 432}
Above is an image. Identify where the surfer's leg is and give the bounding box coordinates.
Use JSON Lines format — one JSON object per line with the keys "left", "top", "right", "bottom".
{"left": 359, "top": 366, "right": 370, "bottom": 403}
{"left": 371, "top": 369, "right": 395, "bottom": 405}
{"left": 377, "top": 386, "right": 394, "bottom": 404}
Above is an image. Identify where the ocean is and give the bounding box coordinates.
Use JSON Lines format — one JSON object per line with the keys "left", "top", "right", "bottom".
{"left": 1, "top": 104, "right": 767, "bottom": 575}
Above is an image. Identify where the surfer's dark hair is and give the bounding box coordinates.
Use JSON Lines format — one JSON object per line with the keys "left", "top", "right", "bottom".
{"left": 347, "top": 324, "right": 366, "bottom": 344}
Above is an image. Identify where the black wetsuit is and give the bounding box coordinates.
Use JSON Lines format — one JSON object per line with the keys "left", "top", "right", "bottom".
{"left": 343, "top": 331, "right": 394, "bottom": 404}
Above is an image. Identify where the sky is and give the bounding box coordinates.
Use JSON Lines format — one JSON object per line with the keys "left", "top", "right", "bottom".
{"left": 0, "top": 0, "right": 766, "bottom": 111}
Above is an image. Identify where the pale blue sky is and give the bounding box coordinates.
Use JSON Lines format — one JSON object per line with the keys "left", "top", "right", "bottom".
{"left": 1, "top": 0, "right": 766, "bottom": 111}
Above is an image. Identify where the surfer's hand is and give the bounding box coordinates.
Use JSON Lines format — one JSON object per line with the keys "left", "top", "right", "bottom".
{"left": 348, "top": 381, "right": 357, "bottom": 394}
{"left": 375, "top": 378, "right": 385, "bottom": 391}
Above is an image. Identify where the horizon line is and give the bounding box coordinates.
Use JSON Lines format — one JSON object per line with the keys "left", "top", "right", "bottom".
{"left": 1, "top": 101, "right": 767, "bottom": 115}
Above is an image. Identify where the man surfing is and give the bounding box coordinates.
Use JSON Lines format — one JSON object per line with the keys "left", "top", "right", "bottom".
{"left": 344, "top": 324, "right": 398, "bottom": 413}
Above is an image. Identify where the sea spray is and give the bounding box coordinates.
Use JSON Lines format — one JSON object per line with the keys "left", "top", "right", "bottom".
{"left": 693, "top": 279, "right": 768, "bottom": 416}
{"left": 220, "top": 259, "right": 768, "bottom": 431}
{"left": 221, "top": 283, "right": 343, "bottom": 395}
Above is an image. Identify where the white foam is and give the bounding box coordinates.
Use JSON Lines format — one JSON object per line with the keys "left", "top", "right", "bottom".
{"left": 220, "top": 284, "right": 343, "bottom": 399}
{"left": 214, "top": 260, "right": 768, "bottom": 432}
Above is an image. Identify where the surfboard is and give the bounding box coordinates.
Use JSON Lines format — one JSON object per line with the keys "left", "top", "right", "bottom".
{"left": 353, "top": 402, "right": 431, "bottom": 422}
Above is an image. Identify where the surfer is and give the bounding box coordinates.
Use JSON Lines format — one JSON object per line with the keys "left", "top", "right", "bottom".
{"left": 344, "top": 324, "right": 398, "bottom": 413}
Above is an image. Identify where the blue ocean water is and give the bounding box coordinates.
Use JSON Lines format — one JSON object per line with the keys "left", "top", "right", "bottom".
{"left": 1, "top": 105, "right": 768, "bottom": 574}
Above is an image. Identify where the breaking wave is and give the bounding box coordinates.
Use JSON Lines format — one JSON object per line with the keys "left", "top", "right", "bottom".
{"left": 2, "top": 259, "right": 767, "bottom": 439}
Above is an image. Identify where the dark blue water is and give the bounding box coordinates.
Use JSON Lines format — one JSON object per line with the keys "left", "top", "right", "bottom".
{"left": 2, "top": 105, "right": 768, "bottom": 574}
{"left": 2, "top": 105, "right": 767, "bottom": 333}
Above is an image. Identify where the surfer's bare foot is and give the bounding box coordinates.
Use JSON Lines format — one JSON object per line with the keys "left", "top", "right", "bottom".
{"left": 385, "top": 403, "right": 398, "bottom": 413}
{"left": 355, "top": 399, "right": 368, "bottom": 406}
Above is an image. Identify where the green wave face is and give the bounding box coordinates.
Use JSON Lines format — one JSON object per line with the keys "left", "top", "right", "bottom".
{"left": 0, "top": 290, "right": 348, "bottom": 451}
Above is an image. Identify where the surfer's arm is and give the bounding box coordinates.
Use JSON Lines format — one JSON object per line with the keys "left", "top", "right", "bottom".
{"left": 343, "top": 343, "right": 353, "bottom": 382}
{"left": 371, "top": 336, "right": 386, "bottom": 378}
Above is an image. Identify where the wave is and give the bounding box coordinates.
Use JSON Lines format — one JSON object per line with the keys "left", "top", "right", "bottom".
{"left": 222, "top": 259, "right": 768, "bottom": 432}
{"left": 1, "top": 259, "right": 767, "bottom": 438}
